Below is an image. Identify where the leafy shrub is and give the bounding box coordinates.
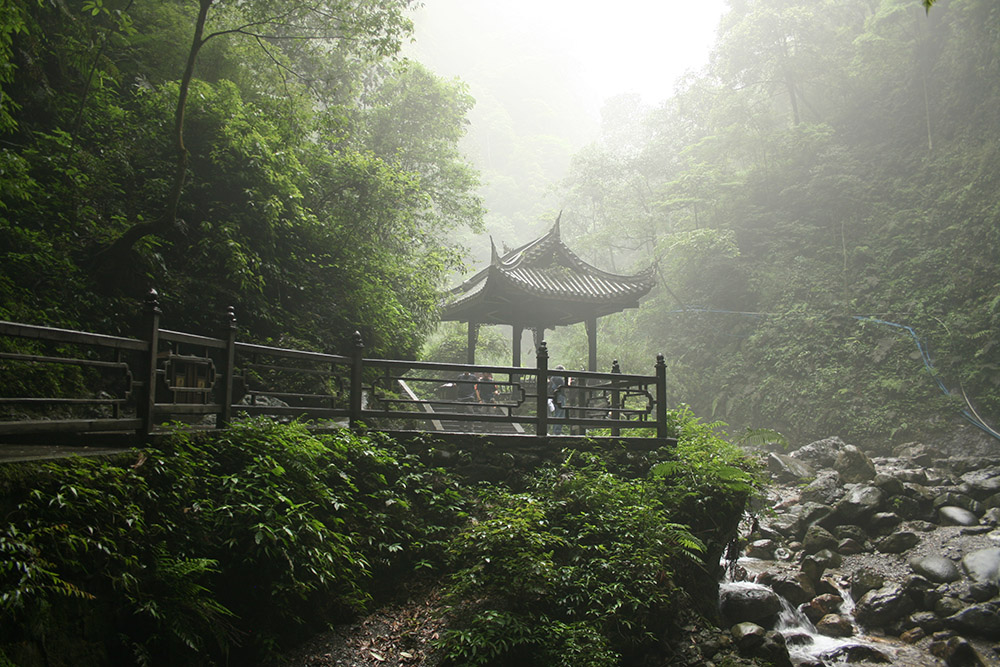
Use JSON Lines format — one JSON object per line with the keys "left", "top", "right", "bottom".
{"left": 0, "top": 419, "right": 466, "bottom": 665}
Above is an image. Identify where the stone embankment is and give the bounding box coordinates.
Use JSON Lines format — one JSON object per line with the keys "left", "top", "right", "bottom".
{"left": 722, "top": 436, "right": 1000, "bottom": 667}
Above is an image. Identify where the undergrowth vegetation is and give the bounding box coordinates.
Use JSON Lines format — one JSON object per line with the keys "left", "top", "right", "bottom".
{"left": 0, "top": 410, "right": 759, "bottom": 666}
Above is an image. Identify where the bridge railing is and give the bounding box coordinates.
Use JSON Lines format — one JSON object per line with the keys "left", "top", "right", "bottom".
{"left": 0, "top": 292, "right": 668, "bottom": 439}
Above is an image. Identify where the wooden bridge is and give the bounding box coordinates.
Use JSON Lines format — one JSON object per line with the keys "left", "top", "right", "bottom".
{"left": 0, "top": 292, "right": 672, "bottom": 454}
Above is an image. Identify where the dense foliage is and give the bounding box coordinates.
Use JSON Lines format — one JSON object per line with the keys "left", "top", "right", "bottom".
{"left": 550, "top": 0, "right": 1000, "bottom": 447}
{"left": 0, "top": 420, "right": 467, "bottom": 664}
{"left": 0, "top": 412, "right": 758, "bottom": 666}
{"left": 0, "top": 0, "right": 482, "bottom": 358}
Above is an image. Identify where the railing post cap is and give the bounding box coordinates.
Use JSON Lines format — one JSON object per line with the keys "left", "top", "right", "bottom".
{"left": 225, "top": 305, "right": 237, "bottom": 328}
{"left": 537, "top": 340, "right": 548, "bottom": 357}
{"left": 145, "top": 288, "right": 161, "bottom": 314}
{"left": 353, "top": 330, "right": 364, "bottom": 349}
{"left": 656, "top": 353, "right": 665, "bottom": 365}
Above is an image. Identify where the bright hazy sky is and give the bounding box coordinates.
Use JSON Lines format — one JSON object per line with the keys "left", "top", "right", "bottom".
{"left": 408, "top": 0, "right": 729, "bottom": 115}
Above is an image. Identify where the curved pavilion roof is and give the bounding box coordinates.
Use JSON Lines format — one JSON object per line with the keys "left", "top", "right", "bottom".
{"left": 442, "top": 217, "right": 655, "bottom": 328}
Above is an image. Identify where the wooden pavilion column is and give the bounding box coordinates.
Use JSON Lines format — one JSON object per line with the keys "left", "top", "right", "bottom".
{"left": 585, "top": 317, "right": 598, "bottom": 372}
{"left": 512, "top": 323, "right": 523, "bottom": 368}
{"left": 467, "top": 321, "right": 479, "bottom": 364}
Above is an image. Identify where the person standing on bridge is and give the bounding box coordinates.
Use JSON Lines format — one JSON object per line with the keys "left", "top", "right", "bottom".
{"left": 548, "top": 365, "right": 567, "bottom": 434}
{"left": 476, "top": 372, "right": 498, "bottom": 414}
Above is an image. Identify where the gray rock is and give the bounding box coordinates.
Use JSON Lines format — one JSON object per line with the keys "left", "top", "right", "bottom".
{"left": 939, "top": 506, "right": 979, "bottom": 526}
{"left": 945, "top": 603, "right": 1000, "bottom": 638}
{"left": 982, "top": 507, "right": 1000, "bottom": 526}
{"left": 746, "top": 538, "right": 776, "bottom": 560}
{"left": 812, "top": 548, "right": 842, "bottom": 569}
{"left": 869, "top": 511, "right": 902, "bottom": 533}
{"left": 873, "top": 472, "right": 906, "bottom": 497}
{"left": 934, "top": 492, "right": 983, "bottom": 515}
{"left": 731, "top": 621, "right": 766, "bottom": 650}
{"left": 793, "top": 501, "right": 834, "bottom": 530}
{"left": 720, "top": 584, "right": 782, "bottom": 626}
{"left": 892, "top": 442, "right": 941, "bottom": 466}
{"left": 910, "top": 555, "right": 961, "bottom": 583}
{"left": 831, "top": 485, "right": 885, "bottom": 523}
{"left": 801, "top": 470, "right": 843, "bottom": 505}
{"left": 837, "top": 537, "right": 865, "bottom": 555}
{"left": 959, "top": 467, "right": 1000, "bottom": 500}
{"left": 767, "top": 453, "right": 814, "bottom": 483}
{"left": 961, "top": 547, "right": 1000, "bottom": 587}
{"left": 755, "top": 571, "right": 814, "bottom": 607}
{"left": 887, "top": 494, "right": 924, "bottom": 520}
{"left": 815, "top": 613, "right": 854, "bottom": 637}
{"left": 763, "top": 512, "right": 801, "bottom": 539}
{"left": 802, "top": 525, "right": 838, "bottom": 554}
{"left": 910, "top": 610, "right": 945, "bottom": 633}
{"left": 834, "top": 444, "right": 877, "bottom": 483}
{"left": 902, "top": 574, "right": 937, "bottom": 610}
{"left": 792, "top": 436, "right": 847, "bottom": 468}
{"left": 834, "top": 524, "right": 868, "bottom": 542}
{"left": 855, "top": 583, "right": 916, "bottom": 628}
{"left": 801, "top": 593, "right": 844, "bottom": 623}
{"left": 875, "top": 530, "right": 919, "bottom": 554}
{"left": 851, "top": 567, "right": 885, "bottom": 602}
{"left": 820, "top": 644, "right": 891, "bottom": 663}
{"left": 928, "top": 635, "right": 985, "bottom": 667}
{"left": 935, "top": 596, "right": 966, "bottom": 617}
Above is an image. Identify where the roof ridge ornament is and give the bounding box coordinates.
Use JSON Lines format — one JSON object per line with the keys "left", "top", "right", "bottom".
{"left": 490, "top": 236, "right": 500, "bottom": 265}
{"left": 551, "top": 211, "right": 562, "bottom": 238}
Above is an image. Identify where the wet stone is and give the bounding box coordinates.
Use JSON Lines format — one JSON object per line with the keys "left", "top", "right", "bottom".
{"left": 910, "top": 610, "right": 944, "bottom": 633}
{"left": 855, "top": 583, "right": 916, "bottom": 629}
{"left": 802, "top": 525, "right": 838, "bottom": 554}
{"left": 815, "top": 613, "right": 854, "bottom": 638}
{"left": 875, "top": 530, "right": 919, "bottom": 553}
{"left": 869, "top": 511, "right": 902, "bottom": 533}
{"left": 820, "top": 644, "right": 891, "bottom": 664}
{"left": 746, "top": 538, "right": 776, "bottom": 560}
{"left": 909, "top": 554, "right": 961, "bottom": 583}
{"left": 837, "top": 537, "right": 865, "bottom": 555}
{"left": 801, "top": 593, "right": 844, "bottom": 623}
{"left": 945, "top": 602, "right": 1000, "bottom": 638}
{"left": 939, "top": 505, "right": 979, "bottom": 526}
{"left": 873, "top": 472, "right": 906, "bottom": 497}
{"left": 850, "top": 567, "right": 885, "bottom": 602}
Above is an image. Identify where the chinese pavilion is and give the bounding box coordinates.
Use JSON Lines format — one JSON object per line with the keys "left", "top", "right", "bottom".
{"left": 441, "top": 216, "right": 655, "bottom": 370}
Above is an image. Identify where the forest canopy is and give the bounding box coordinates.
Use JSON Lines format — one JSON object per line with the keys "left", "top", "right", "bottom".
{"left": 0, "top": 0, "right": 482, "bottom": 358}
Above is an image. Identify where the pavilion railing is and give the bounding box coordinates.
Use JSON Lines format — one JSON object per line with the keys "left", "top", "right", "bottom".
{"left": 0, "top": 292, "right": 669, "bottom": 439}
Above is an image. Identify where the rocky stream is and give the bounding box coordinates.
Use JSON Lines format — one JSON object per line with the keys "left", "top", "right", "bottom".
{"left": 718, "top": 434, "right": 1000, "bottom": 667}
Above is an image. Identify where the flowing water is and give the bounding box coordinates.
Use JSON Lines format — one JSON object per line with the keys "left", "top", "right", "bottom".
{"left": 722, "top": 560, "right": 943, "bottom": 666}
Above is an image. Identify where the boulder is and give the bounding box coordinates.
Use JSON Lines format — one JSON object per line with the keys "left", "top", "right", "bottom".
{"left": 745, "top": 538, "right": 776, "bottom": 560}
{"left": 802, "top": 525, "right": 838, "bottom": 554}
{"left": 793, "top": 502, "right": 834, "bottom": 530}
{"left": 869, "top": 511, "right": 902, "bottom": 533}
{"left": 903, "top": 574, "right": 937, "bottom": 610}
{"left": 910, "top": 610, "right": 945, "bottom": 633}
{"left": 820, "top": 644, "right": 891, "bottom": 664}
{"left": 800, "top": 470, "right": 843, "bottom": 505}
{"left": 755, "top": 571, "right": 814, "bottom": 607}
{"left": 887, "top": 494, "right": 923, "bottom": 520}
{"left": 801, "top": 593, "right": 844, "bottom": 623}
{"left": 792, "top": 436, "right": 847, "bottom": 468}
{"left": 811, "top": 548, "right": 842, "bottom": 569}
{"left": 830, "top": 485, "right": 884, "bottom": 524}
{"left": 910, "top": 555, "right": 961, "bottom": 584}
{"left": 815, "top": 613, "right": 854, "bottom": 637}
{"left": 763, "top": 513, "right": 801, "bottom": 540}
{"left": 767, "top": 453, "right": 814, "bottom": 483}
{"left": 850, "top": 567, "right": 885, "bottom": 602}
{"left": 873, "top": 472, "right": 906, "bottom": 497}
{"left": 945, "top": 603, "right": 1000, "bottom": 638}
{"left": 875, "top": 530, "right": 919, "bottom": 554}
{"left": 938, "top": 506, "right": 979, "bottom": 526}
{"left": 892, "top": 441, "right": 942, "bottom": 466}
{"left": 837, "top": 538, "right": 865, "bottom": 555}
{"left": 982, "top": 507, "right": 1000, "bottom": 526}
{"left": 929, "top": 635, "right": 987, "bottom": 667}
{"left": 855, "top": 583, "right": 916, "bottom": 628}
{"left": 719, "top": 584, "right": 783, "bottom": 627}
{"left": 834, "top": 444, "right": 876, "bottom": 482}
{"left": 961, "top": 548, "right": 1000, "bottom": 588}
{"left": 730, "top": 622, "right": 766, "bottom": 651}
{"left": 934, "top": 492, "right": 983, "bottom": 515}
{"left": 959, "top": 467, "right": 1000, "bottom": 500}
{"left": 935, "top": 596, "right": 965, "bottom": 617}
{"left": 834, "top": 524, "right": 868, "bottom": 543}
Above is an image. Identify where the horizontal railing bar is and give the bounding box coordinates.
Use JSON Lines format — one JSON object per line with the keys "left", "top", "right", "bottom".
{"left": 234, "top": 405, "right": 349, "bottom": 418}
{"left": 368, "top": 358, "right": 655, "bottom": 383}
{"left": 235, "top": 342, "right": 350, "bottom": 364}
{"left": 153, "top": 403, "right": 222, "bottom": 415}
{"left": 0, "top": 418, "right": 142, "bottom": 435}
{"left": 244, "top": 391, "right": 339, "bottom": 401}
{"left": 0, "top": 320, "right": 147, "bottom": 351}
{"left": 0, "top": 352, "right": 131, "bottom": 370}
{"left": 242, "top": 362, "right": 342, "bottom": 377}
{"left": 159, "top": 329, "right": 227, "bottom": 349}
{"left": 0, "top": 397, "right": 126, "bottom": 405}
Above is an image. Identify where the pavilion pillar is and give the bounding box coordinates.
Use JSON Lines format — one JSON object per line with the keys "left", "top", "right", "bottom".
{"left": 512, "top": 324, "right": 523, "bottom": 368}
{"left": 585, "top": 317, "right": 598, "bottom": 372}
{"left": 467, "top": 321, "right": 479, "bottom": 365}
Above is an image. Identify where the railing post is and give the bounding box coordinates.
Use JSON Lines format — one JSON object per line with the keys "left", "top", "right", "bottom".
{"left": 536, "top": 341, "right": 549, "bottom": 437}
{"left": 655, "top": 353, "right": 667, "bottom": 439}
{"left": 139, "top": 289, "right": 161, "bottom": 437}
{"left": 217, "top": 306, "right": 237, "bottom": 429}
{"left": 350, "top": 331, "right": 364, "bottom": 429}
{"left": 610, "top": 359, "right": 621, "bottom": 438}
